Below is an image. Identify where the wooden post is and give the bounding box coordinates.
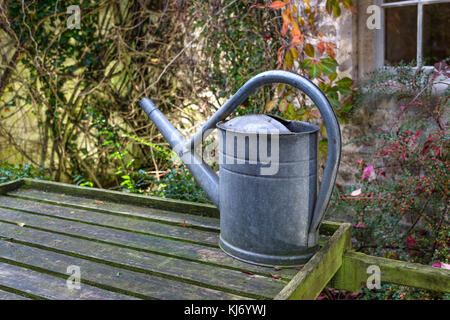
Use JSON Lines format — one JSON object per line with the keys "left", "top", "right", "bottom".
{"left": 275, "top": 223, "right": 352, "bottom": 300}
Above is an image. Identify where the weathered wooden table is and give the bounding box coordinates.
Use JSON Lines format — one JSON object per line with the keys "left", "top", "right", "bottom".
{"left": 0, "top": 179, "right": 448, "bottom": 300}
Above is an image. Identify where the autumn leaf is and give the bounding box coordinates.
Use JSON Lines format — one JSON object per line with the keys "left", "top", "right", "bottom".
{"left": 281, "top": 22, "right": 289, "bottom": 36}
{"left": 317, "top": 41, "right": 326, "bottom": 55}
{"left": 291, "top": 4, "right": 298, "bottom": 14}
{"left": 276, "top": 46, "right": 285, "bottom": 65}
{"left": 265, "top": 99, "right": 279, "bottom": 112}
{"left": 326, "top": 0, "right": 342, "bottom": 17}
{"left": 326, "top": 46, "right": 336, "bottom": 59}
{"left": 270, "top": 273, "right": 282, "bottom": 280}
{"left": 284, "top": 50, "right": 293, "bottom": 68}
{"left": 291, "top": 35, "right": 302, "bottom": 47}
{"left": 291, "top": 21, "right": 301, "bottom": 38}
{"left": 290, "top": 47, "right": 299, "bottom": 60}
{"left": 281, "top": 8, "right": 291, "bottom": 36}
{"left": 269, "top": 1, "right": 289, "bottom": 9}
{"left": 304, "top": 43, "right": 315, "bottom": 58}
{"left": 241, "top": 270, "right": 254, "bottom": 275}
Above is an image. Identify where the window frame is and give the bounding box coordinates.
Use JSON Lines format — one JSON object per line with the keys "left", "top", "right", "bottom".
{"left": 375, "top": 0, "right": 450, "bottom": 68}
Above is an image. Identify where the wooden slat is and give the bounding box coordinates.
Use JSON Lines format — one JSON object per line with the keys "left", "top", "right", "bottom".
{"left": 9, "top": 187, "right": 221, "bottom": 231}
{"left": 274, "top": 223, "right": 352, "bottom": 300}
{"left": 0, "top": 206, "right": 297, "bottom": 278}
{"left": 0, "top": 261, "right": 137, "bottom": 300}
{"left": 331, "top": 251, "right": 450, "bottom": 293}
{"left": 0, "top": 288, "right": 30, "bottom": 300}
{"left": 0, "top": 240, "right": 247, "bottom": 300}
{"left": 0, "top": 195, "right": 218, "bottom": 246}
{"left": 0, "top": 222, "right": 286, "bottom": 299}
{"left": 0, "top": 179, "right": 23, "bottom": 195}
{"left": 22, "top": 178, "right": 220, "bottom": 217}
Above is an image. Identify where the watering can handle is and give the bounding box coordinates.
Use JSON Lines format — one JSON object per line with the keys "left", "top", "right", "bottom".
{"left": 188, "top": 70, "right": 341, "bottom": 240}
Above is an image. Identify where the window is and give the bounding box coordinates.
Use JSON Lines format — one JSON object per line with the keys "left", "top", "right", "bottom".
{"left": 377, "top": 0, "right": 450, "bottom": 67}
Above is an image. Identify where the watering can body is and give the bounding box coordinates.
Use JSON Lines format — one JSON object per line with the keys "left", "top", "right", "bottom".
{"left": 140, "top": 70, "right": 341, "bottom": 266}
{"left": 217, "top": 116, "right": 321, "bottom": 265}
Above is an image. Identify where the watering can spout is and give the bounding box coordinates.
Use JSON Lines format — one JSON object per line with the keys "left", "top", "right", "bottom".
{"left": 140, "top": 98, "right": 220, "bottom": 207}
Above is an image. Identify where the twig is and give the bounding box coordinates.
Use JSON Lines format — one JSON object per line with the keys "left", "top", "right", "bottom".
{"left": 148, "top": 0, "right": 238, "bottom": 89}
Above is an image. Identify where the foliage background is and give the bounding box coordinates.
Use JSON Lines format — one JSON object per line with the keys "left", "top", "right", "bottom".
{"left": 0, "top": 0, "right": 448, "bottom": 300}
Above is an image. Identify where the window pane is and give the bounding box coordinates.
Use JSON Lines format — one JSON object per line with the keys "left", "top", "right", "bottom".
{"left": 423, "top": 3, "right": 450, "bottom": 65}
{"left": 385, "top": 5, "right": 417, "bottom": 66}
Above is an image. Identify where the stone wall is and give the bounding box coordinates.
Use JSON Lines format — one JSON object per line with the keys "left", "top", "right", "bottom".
{"left": 291, "top": 1, "right": 446, "bottom": 187}
{"left": 292, "top": 0, "right": 383, "bottom": 186}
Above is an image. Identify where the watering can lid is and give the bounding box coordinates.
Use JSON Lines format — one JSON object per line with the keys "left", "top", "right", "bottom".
{"left": 217, "top": 114, "right": 291, "bottom": 134}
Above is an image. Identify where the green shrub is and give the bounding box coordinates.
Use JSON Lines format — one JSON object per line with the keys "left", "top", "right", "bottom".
{"left": 151, "top": 167, "right": 211, "bottom": 204}
{"left": 358, "top": 284, "right": 450, "bottom": 300}
{"left": 0, "top": 162, "right": 49, "bottom": 183}
{"left": 333, "top": 61, "right": 449, "bottom": 265}
{"left": 330, "top": 61, "right": 449, "bottom": 300}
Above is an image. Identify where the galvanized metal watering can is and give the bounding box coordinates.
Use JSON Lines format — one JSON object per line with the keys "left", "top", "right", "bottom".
{"left": 140, "top": 70, "right": 341, "bottom": 266}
